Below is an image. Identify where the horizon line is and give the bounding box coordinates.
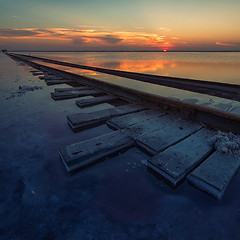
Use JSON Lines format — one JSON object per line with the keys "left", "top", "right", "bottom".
{"left": 4, "top": 50, "right": 240, "bottom": 53}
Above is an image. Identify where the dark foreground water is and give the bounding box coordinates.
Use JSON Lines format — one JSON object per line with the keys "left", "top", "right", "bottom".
{"left": 1, "top": 53, "right": 240, "bottom": 240}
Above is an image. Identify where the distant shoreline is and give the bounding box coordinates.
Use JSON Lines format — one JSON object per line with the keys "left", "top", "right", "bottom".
{"left": 5, "top": 50, "right": 240, "bottom": 53}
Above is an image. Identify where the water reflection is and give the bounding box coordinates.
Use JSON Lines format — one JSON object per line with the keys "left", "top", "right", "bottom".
{"left": 96, "top": 60, "right": 175, "bottom": 72}
{"left": 32, "top": 59, "right": 240, "bottom": 116}
{"left": 29, "top": 52, "right": 240, "bottom": 84}
{"left": 85, "top": 60, "right": 240, "bottom": 84}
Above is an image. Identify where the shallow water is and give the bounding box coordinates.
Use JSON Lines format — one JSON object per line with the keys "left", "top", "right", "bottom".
{"left": 19, "top": 51, "right": 240, "bottom": 84}
{"left": 31, "top": 59, "right": 240, "bottom": 115}
{"left": 1, "top": 52, "right": 240, "bottom": 239}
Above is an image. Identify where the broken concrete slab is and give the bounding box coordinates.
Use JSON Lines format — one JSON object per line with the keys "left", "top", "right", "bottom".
{"left": 67, "top": 103, "right": 146, "bottom": 131}
{"left": 59, "top": 130, "right": 134, "bottom": 172}
{"left": 54, "top": 86, "right": 89, "bottom": 92}
{"left": 188, "top": 152, "right": 240, "bottom": 200}
{"left": 76, "top": 95, "right": 120, "bottom": 108}
{"left": 137, "top": 119, "right": 202, "bottom": 155}
{"left": 148, "top": 128, "right": 214, "bottom": 187}
{"left": 51, "top": 89, "right": 106, "bottom": 100}
{"left": 106, "top": 109, "right": 165, "bottom": 129}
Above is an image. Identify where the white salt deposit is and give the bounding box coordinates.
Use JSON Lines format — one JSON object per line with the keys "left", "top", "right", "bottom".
{"left": 208, "top": 131, "right": 240, "bottom": 154}
{"left": 6, "top": 85, "right": 43, "bottom": 99}
{"left": 18, "top": 85, "right": 43, "bottom": 91}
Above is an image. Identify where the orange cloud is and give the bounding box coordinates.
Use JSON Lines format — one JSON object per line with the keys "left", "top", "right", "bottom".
{"left": 216, "top": 41, "right": 240, "bottom": 47}
{"left": 0, "top": 27, "right": 187, "bottom": 50}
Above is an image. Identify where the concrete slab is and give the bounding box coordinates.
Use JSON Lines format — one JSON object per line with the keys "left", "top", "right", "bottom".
{"left": 45, "top": 79, "right": 74, "bottom": 86}
{"left": 39, "top": 73, "right": 64, "bottom": 79}
{"left": 127, "top": 114, "right": 181, "bottom": 138}
{"left": 54, "top": 86, "right": 89, "bottom": 92}
{"left": 39, "top": 74, "right": 57, "bottom": 80}
{"left": 137, "top": 119, "right": 202, "bottom": 155}
{"left": 59, "top": 130, "right": 134, "bottom": 172}
{"left": 50, "top": 77, "right": 66, "bottom": 80}
{"left": 51, "top": 89, "right": 105, "bottom": 100}
{"left": 38, "top": 75, "right": 51, "bottom": 80}
{"left": 106, "top": 109, "right": 165, "bottom": 129}
{"left": 76, "top": 95, "right": 120, "bottom": 108}
{"left": 188, "top": 152, "right": 240, "bottom": 200}
{"left": 67, "top": 103, "right": 146, "bottom": 131}
{"left": 148, "top": 128, "right": 214, "bottom": 186}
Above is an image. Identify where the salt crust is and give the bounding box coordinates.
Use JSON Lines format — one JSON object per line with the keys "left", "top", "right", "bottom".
{"left": 208, "top": 131, "right": 240, "bottom": 154}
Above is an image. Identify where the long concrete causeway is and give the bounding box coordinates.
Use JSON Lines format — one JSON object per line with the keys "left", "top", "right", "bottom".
{"left": 7, "top": 53, "right": 240, "bottom": 200}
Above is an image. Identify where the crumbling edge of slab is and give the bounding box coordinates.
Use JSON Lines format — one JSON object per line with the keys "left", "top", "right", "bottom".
{"left": 106, "top": 120, "right": 121, "bottom": 130}
{"left": 136, "top": 141, "right": 158, "bottom": 156}
{"left": 59, "top": 140, "right": 134, "bottom": 172}
{"left": 187, "top": 157, "right": 240, "bottom": 201}
{"left": 67, "top": 118, "right": 107, "bottom": 132}
{"left": 187, "top": 174, "right": 224, "bottom": 200}
{"left": 147, "top": 147, "right": 214, "bottom": 187}
{"left": 147, "top": 160, "right": 180, "bottom": 187}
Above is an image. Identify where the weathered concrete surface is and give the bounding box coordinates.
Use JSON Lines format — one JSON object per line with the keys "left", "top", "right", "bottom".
{"left": 45, "top": 79, "right": 74, "bottom": 86}
{"left": 67, "top": 104, "right": 146, "bottom": 131}
{"left": 137, "top": 119, "right": 202, "bottom": 155}
{"left": 59, "top": 130, "right": 134, "bottom": 172}
{"left": 76, "top": 95, "right": 120, "bottom": 108}
{"left": 51, "top": 89, "right": 105, "bottom": 100}
{"left": 127, "top": 114, "right": 181, "bottom": 138}
{"left": 188, "top": 152, "right": 240, "bottom": 200}
{"left": 54, "top": 86, "right": 90, "bottom": 92}
{"left": 148, "top": 128, "right": 214, "bottom": 186}
{"left": 106, "top": 109, "right": 165, "bottom": 129}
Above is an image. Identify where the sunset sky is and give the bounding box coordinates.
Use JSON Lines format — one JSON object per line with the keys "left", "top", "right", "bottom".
{"left": 0, "top": 0, "right": 239, "bottom": 51}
